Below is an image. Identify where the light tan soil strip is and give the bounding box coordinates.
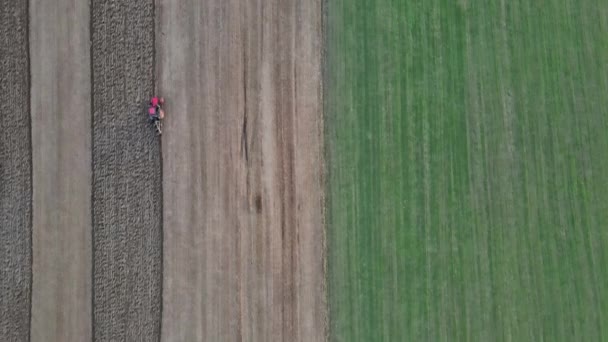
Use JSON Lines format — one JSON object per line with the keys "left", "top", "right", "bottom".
{"left": 29, "top": 0, "right": 92, "bottom": 341}
{"left": 157, "top": 0, "right": 326, "bottom": 340}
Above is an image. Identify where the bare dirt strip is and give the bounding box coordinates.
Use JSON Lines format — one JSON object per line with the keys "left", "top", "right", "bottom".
{"left": 0, "top": 1, "right": 32, "bottom": 341}
{"left": 91, "top": 1, "right": 162, "bottom": 341}
{"left": 157, "top": 0, "right": 326, "bottom": 340}
{"left": 29, "top": 0, "right": 92, "bottom": 340}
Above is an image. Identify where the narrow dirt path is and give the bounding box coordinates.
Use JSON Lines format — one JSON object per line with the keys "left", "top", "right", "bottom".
{"left": 29, "top": 0, "right": 92, "bottom": 340}
{"left": 157, "top": 0, "right": 326, "bottom": 341}
{"left": 0, "top": 2, "right": 31, "bottom": 340}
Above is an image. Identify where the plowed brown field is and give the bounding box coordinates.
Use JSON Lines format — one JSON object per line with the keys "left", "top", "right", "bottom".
{"left": 1, "top": 1, "right": 325, "bottom": 341}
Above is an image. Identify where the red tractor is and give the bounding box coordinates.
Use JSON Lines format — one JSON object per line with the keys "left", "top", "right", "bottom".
{"left": 148, "top": 96, "right": 165, "bottom": 135}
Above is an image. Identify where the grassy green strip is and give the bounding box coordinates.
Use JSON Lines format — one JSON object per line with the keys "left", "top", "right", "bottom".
{"left": 325, "top": 0, "right": 608, "bottom": 340}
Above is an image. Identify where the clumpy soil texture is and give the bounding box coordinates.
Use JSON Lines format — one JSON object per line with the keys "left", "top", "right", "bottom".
{"left": 91, "top": 1, "right": 162, "bottom": 340}
{"left": 157, "top": 0, "right": 326, "bottom": 341}
{"left": 326, "top": 0, "right": 608, "bottom": 341}
{"left": 0, "top": 1, "right": 31, "bottom": 340}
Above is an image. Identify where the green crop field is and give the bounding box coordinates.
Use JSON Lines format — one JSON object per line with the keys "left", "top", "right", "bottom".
{"left": 325, "top": 0, "right": 608, "bottom": 341}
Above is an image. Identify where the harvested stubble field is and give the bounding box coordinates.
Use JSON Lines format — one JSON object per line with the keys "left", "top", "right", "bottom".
{"left": 326, "top": 0, "right": 608, "bottom": 341}
{"left": 157, "top": 0, "right": 325, "bottom": 340}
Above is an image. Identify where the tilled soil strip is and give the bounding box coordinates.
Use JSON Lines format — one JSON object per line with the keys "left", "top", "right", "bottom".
{"left": 0, "top": 1, "right": 32, "bottom": 340}
{"left": 91, "top": 1, "right": 162, "bottom": 341}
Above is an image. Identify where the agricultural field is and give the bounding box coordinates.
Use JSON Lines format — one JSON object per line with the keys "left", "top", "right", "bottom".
{"left": 2, "top": 0, "right": 608, "bottom": 340}
{"left": 1, "top": 0, "right": 324, "bottom": 341}
{"left": 325, "top": 0, "right": 608, "bottom": 341}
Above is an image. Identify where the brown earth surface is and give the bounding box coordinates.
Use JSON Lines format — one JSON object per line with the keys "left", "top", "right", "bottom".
{"left": 1, "top": 0, "right": 325, "bottom": 340}
{"left": 0, "top": 1, "right": 32, "bottom": 341}
{"left": 91, "top": 0, "right": 162, "bottom": 341}
{"left": 157, "top": 0, "right": 327, "bottom": 341}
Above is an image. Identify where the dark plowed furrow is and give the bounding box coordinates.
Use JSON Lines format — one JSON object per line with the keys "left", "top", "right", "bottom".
{"left": 91, "top": 1, "right": 162, "bottom": 341}
{"left": 0, "top": 1, "right": 32, "bottom": 341}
